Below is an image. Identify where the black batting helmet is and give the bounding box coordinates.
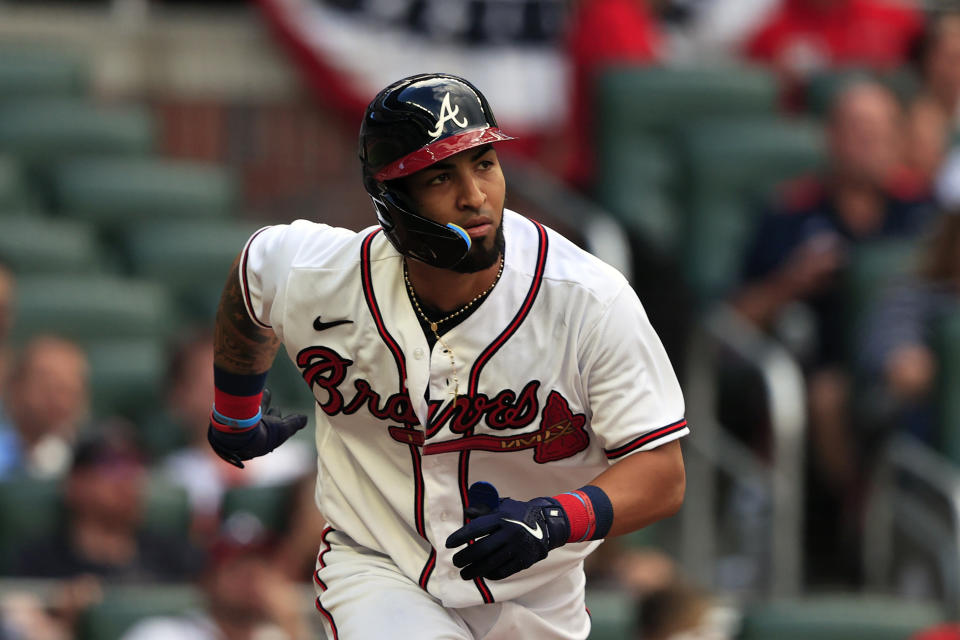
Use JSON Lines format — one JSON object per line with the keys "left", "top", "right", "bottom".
{"left": 359, "top": 73, "right": 514, "bottom": 268}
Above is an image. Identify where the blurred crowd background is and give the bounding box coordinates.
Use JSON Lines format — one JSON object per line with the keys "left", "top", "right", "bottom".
{"left": 2, "top": 0, "right": 960, "bottom": 638}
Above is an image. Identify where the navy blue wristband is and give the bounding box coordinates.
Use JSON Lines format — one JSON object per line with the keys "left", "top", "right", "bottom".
{"left": 578, "top": 485, "right": 614, "bottom": 540}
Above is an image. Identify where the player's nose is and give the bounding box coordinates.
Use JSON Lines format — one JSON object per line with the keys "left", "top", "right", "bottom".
{"left": 456, "top": 173, "right": 487, "bottom": 211}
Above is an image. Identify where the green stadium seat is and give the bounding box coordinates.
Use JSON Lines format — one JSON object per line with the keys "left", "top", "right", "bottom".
{"left": 12, "top": 274, "right": 177, "bottom": 344}
{"left": 585, "top": 588, "right": 637, "bottom": 639}
{"left": 595, "top": 66, "right": 778, "bottom": 142}
{"left": 0, "top": 154, "right": 28, "bottom": 210}
{"left": 0, "top": 476, "right": 62, "bottom": 572}
{"left": 736, "top": 595, "right": 945, "bottom": 640}
{"left": 142, "top": 476, "right": 191, "bottom": 538}
{"left": 86, "top": 338, "right": 167, "bottom": 419}
{"left": 52, "top": 157, "right": 238, "bottom": 227}
{"left": 221, "top": 483, "right": 297, "bottom": 533}
{"left": 595, "top": 141, "right": 681, "bottom": 252}
{"left": 0, "top": 99, "right": 153, "bottom": 165}
{"left": 593, "top": 66, "right": 779, "bottom": 254}
{"left": 77, "top": 585, "right": 201, "bottom": 640}
{"left": 677, "top": 117, "right": 827, "bottom": 303}
{"left": 934, "top": 307, "right": 960, "bottom": 465}
{"left": 0, "top": 47, "right": 87, "bottom": 99}
{"left": 0, "top": 216, "right": 104, "bottom": 274}
{"left": 121, "top": 220, "right": 261, "bottom": 322}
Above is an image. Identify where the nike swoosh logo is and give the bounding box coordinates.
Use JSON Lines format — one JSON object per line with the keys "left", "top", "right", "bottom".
{"left": 502, "top": 518, "right": 543, "bottom": 540}
{"left": 313, "top": 316, "right": 354, "bottom": 331}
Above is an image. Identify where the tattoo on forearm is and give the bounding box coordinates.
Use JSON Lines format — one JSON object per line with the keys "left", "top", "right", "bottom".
{"left": 214, "top": 255, "right": 281, "bottom": 374}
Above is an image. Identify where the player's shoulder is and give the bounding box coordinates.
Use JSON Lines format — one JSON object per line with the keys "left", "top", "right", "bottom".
{"left": 250, "top": 219, "right": 379, "bottom": 270}
{"left": 505, "top": 209, "right": 628, "bottom": 305}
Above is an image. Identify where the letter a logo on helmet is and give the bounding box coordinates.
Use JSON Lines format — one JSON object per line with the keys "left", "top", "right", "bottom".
{"left": 359, "top": 73, "right": 514, "bottom": 269}
{"left": 427, "top": 92, "right": 469, "bottom": 138}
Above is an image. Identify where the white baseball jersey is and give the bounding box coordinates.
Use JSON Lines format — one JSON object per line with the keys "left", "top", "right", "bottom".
{"left": 240, "top": 208, "right": 688, "bottom": 610}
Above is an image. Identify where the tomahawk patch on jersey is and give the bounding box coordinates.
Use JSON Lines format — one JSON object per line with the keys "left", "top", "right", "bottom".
{"left": 240, "top": 210, "right": 687, "bottom": 607}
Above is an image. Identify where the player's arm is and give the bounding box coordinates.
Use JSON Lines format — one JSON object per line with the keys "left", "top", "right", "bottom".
{"left": 207, "top": 253, "right": 306, "bottom": 469}
{"left": 444, "top": 443, "right": 683, "bottom": 581}
{"left": 587, "top": 439, "right": 684, "bottom": 537}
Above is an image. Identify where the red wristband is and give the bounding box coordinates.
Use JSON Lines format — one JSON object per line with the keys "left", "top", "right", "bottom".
{"left": 554, "top": 490, "right": 598, "bottom": 543}
{"left": 214, "top": 388, "right": 263, "bottom": 421}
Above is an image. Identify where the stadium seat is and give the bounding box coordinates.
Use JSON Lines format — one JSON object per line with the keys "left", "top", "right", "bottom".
{"left": 595, "top": 66, "right": 778, "bottom": 141}
{"left": 736, "top": 594, "right": 945, "bottom": 640}
{"left": 0, "top": 215, "right": 104, "bottom": 275}
{"left": 676, "top": 116, "right": 827, "bottom": 303}
{"left": 0, "top": 476, "right": 62, "bottom": 572}
{"left": 121, "top": 220, "right": 261, "bottom": 321}
{"left": 0, "top": 47, "right": 87, "bottom": 100}
{"left": 0, "top": 99, "right": 153, "bottom": 166}
{"left": 86, "top": 338, "right": 167, "bottom": 419}
{"left": 585, "top": 588, "right": 637, "bottom": 640}
{"left": 142, "top": 476, "right": 191, "bottom": 538}
{"left": 51, "top": 157, "right": 238, "bottom": 227}
{"left": 76, "top": 585, "right": 201, "bottom": 640}
{"left": 593, "top": 66, "right": 778, "bottom": 254}
{"left": 221, "top": 483, "right": 297, "bottom": 533}
{"left": 12, "top": 274, "right": 177, "bottom": 345}
{"left": 595, "top": 142, "right": 681, "bottom": 253}
{"left": 0, "top": 154, "right": 27, "bottom": 211}
{"left": 934, "top": 308, "right": 960, "bottom": 465}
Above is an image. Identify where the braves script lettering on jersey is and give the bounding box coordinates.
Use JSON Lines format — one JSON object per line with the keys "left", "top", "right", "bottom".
{"left": 239, "top": 209, "right": 688, "bottom": 615}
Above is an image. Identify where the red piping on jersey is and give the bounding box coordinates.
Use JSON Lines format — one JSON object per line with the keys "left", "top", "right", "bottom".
{"left": 458, "top": 218, "right": 549, "bottom": 604}
{"left": 418, "top": 548, "right": 437, "bottom": 590}
{"left": 361, "top": 230, "right": 408, "bottom": 391}
{"left": 315, "top": 598, "right": 339, "bottom": 640}
{"left": 240, "top": 226, "right": 273, "bottom": 329}
{"left": 313, "top": 527, "right": 339, "bottom": 638}
{"left": 605, "top": 419, "right": 688, "bottom": 459}
{"left": 361, "top": 230, "right": 440, "bottom": 592}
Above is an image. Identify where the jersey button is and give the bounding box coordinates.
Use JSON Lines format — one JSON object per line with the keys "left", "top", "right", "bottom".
{"left": 414, "top": 348, "right": 425, "bottom": 360}
{"left": 439, "top": 511, "right": 448, "bottom": 521}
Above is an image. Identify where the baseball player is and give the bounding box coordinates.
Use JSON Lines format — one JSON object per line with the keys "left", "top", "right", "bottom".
{"left": 207, "top": 73, "right": 688, "bottom": 639}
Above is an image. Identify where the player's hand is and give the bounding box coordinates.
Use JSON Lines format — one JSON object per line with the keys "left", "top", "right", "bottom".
{"left": 208, "top": 389, "right": 308, "bottom": 469}
{"left": 445, "top": 482, "right": 571, "bottom": 581}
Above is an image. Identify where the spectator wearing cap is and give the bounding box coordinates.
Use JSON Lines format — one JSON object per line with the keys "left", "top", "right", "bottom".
{"left": 120, "top": 512, "right": 313, "bottom": 640}
{"left": 0, "top": 335, "right": 89, "bottom": 480}
{"left": 10, "top": 429, "right": 201, "bottom": 583}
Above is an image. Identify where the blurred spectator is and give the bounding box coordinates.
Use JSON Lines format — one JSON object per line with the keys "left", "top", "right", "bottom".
{"left": 0, "top": 336, "right": 89, "bottom": 480}
{"left": 636, "top": 581, "right": 733, "bottom": 640}
{"left": 858, "top": 211, "right": 960, "bottom": 444}
{"left": 11, "top": 428, "right": 201, "bottom": 583}
{"left": 730, "top": 79, "right": 935, "bottom": 585}
{"left": 900, "top": 95, "right": 952, "bottom": 199}
{"left": 913, "top": 12, "right": 960, "bottom": 133}
{"left": 561, "top": 0, "right": 663, "bottom": 190}
{"left": 0, "top": 261, "right": 15, "bottom": 429}
{"left": 120, "top": 512, "right": 312, "bottom": 640}
{"left": 271, "top": 473, "right": 328, "bottom": 581}
{"left": 157, "top": 332, "right": 313, "bottom": 539}
{"left": 0, "top": 576, "right": 102, "bottom": 640}
{"left": 745, "top": 0, "right": 924, "bottom": 106}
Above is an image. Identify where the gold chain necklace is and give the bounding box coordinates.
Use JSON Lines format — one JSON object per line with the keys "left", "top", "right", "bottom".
{"left": 403, "top": 255, "right": 504, "bottom": 399}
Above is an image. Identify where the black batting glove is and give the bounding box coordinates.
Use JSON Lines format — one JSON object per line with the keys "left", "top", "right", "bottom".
{"left": 445, "top": 482, "right": 571, "bottom": 581}
{"left": 208, "top": 389, "right": 308, "bottom": 469}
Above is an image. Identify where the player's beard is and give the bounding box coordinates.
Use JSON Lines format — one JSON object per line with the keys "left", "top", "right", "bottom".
{"left": 450, "top": 216, "right": 505, "bottom": 274}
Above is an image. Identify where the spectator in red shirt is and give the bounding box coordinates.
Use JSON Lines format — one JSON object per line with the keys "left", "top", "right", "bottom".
{"left": 746, "top": 0, "right": 923, "bottom": 105}
{"left": 562, "top": 0, "right": 663, "bottom": 191}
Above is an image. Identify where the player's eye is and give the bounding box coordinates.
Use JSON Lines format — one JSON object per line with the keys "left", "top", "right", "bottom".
{"left": 427, "top": 172, "right": 449, "bottom": 185}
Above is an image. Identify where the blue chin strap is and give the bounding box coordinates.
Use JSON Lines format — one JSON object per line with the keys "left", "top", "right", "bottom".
{"left": 445, "top": 223, "right": 472, "bottom": 251}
